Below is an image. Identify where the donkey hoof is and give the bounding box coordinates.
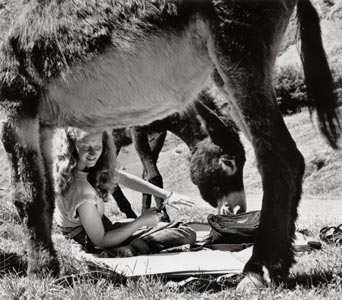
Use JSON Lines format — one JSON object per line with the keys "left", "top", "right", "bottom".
{"left": 236, "top": 272, "right": 268, "bottom": 292}
{"left": 28, "top": 253, "right": 60, "bottom": 278}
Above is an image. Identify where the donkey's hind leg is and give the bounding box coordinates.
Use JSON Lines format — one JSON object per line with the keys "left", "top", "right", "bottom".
{"left": 112, "top": 144, "right": 138, "bottom": 218}
{"left": 131, "top": 127, "right": 170, "bottom": 222}
{"left": 113, "top": 184, "right": 138, "bottom": 218}
{"left": 209, "top": 3, "right": 304, "bottom": 283}
{"left": 1, "top": 116, "right": 59, "bottom": 276}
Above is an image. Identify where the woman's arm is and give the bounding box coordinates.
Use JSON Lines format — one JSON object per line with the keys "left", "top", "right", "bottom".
{"left": 116, "top": 169, "right": 195, "bottom": 209}
{"left": 78, "top": 202, "right": 162, "bottom": 249}
{"left": 115, "top": 169, "right": 170, "bottom": 199}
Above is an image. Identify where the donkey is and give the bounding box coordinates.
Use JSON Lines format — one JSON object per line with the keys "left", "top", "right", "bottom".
{"left": 112, "top": 90, "right": 246, "bottom": 221}
{"left": 0, "top": 0, "right": 340, "bottom": 288}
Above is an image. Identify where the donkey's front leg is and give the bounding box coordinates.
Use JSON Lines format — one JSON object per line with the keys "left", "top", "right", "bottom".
{"left": 1, "top": 117, "right": 59, "bottom": 277}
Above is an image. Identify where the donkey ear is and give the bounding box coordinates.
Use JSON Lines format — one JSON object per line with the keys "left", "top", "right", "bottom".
{"left": 220, "top": 154, "right": 237, "bottom": 176}
{"left": 193, "top": 99, "right": 228, "bottom": 147}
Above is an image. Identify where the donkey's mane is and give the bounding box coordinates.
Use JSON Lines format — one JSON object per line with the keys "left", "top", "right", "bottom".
{"left": 0, "top": 0, "right": 189, "bottom": 105}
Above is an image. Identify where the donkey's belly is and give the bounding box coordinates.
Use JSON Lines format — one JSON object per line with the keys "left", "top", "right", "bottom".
{"left": 40, "top": 20, "right": 212, "bottom": 129}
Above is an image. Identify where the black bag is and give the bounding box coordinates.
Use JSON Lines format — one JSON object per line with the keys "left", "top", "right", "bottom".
{"left": 207, "top": 210, "right": 260, "bottom": 244}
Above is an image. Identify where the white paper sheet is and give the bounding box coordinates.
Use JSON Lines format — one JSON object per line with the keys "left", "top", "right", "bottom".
{"left": 74, "top": 245, "right": 253, "bottom": 277}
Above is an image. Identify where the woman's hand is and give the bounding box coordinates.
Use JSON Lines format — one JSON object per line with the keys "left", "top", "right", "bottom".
{"left": 164, "top": 192, "right": 195, "bottom": 210}
{"left": 137, "top": 208, "right": 163, "bottom": 227}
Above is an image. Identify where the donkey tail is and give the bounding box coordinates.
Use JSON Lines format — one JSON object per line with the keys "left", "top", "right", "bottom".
{"left": 297, "top": 0, "right": 341, "bottom": 148}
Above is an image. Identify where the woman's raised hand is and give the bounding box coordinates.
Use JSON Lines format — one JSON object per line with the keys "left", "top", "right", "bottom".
{"left": 164, "top": 192, "right": 195, "bottom": 210}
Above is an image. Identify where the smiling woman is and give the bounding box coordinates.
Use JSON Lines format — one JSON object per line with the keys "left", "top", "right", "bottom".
{"left": 75, "top": 132, "right": 104, "bottom": 170}
{"left": 53, "top": 128, "right": 116, "bottom": 201}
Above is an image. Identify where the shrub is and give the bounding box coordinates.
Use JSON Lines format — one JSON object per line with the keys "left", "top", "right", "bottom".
{"left": 331, "top": 63, "right": 342, "bottom": 101}
{"left": 274, "top": 63, "right": 342, "bottom": 115}
{"left": 274, "top": 65, "right": 307, "bottom": 115}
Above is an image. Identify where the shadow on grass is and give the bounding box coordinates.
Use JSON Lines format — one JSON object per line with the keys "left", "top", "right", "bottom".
{"left": 0, "top": 250, "right": 27, "bottom": 276}
{"left": 0, "top": 249, "right": 126, "bottom": 287}
{"left": 164, "top": 274, "right": 247, "bottom": 293}
{"left": 282, "top": 270, "right": 342, "bottom": 289}
{"left": 163, "top": 270, "right": 342, "bottom": 293}
{"left": 53, "top": 270, "right": 127, "bottom": 288}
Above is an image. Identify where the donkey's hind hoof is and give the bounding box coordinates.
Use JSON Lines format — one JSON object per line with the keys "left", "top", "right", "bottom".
{"left": 27, "top": 251, "right": 60, "bottom": 278}
{"left": 236, "top": 272, "right": 268, "bottom": 292}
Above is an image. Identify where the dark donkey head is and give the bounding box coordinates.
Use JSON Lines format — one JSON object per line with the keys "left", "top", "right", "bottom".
{"left": 190, "top": 100, "right": 246, "bottom": 214}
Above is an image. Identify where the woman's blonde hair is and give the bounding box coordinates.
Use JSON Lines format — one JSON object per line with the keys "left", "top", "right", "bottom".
{"left": 53, "top": 127, "right": 116, "bottom": 200}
